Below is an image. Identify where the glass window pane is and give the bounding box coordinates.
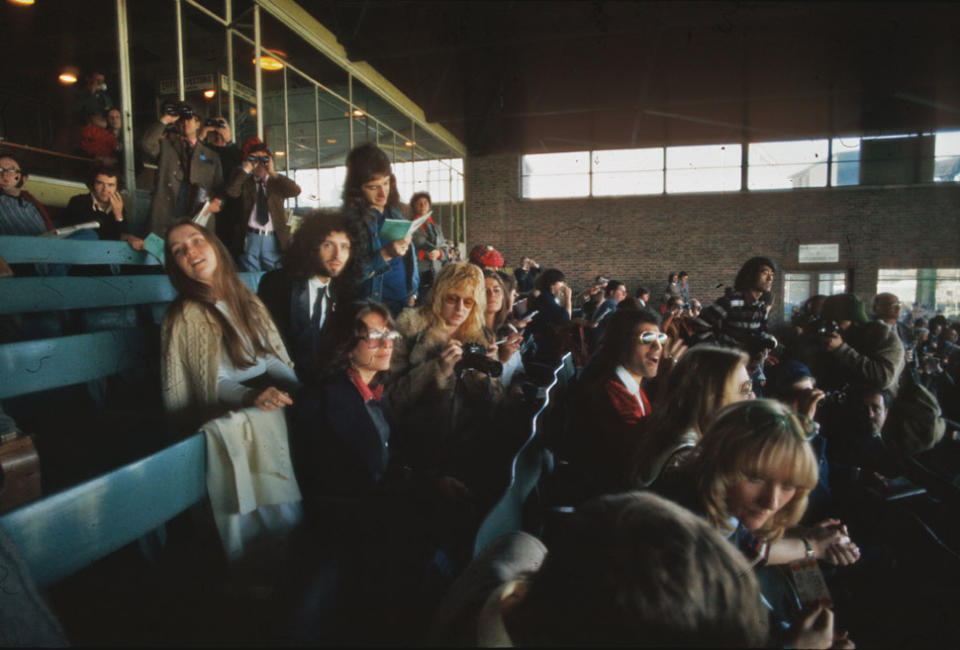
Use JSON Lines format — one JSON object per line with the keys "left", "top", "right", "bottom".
{"left": 934, "top": 130, "right": 960, "bottom": 183}
{"left": 522, "top": 174, "right": 590, "bottom": 199}
{"left": 784, "top": 273, "right": 811, "bottom": 319}
{"left": 877, "top": 269, "right": 918, "bottom": 310}
{"left": 665, "top": 144, "right": 741, "bottom": 193}
{"left": 935, "top": 269, "right": 960, "bottom": 318}
{"left": 817, "top": 272, "right": 847, "bottom": 296}
{"left": 1, "top": 0, "right": 118, "bottom": 180}
{"left": 522, "top": 152, "right": 589, "bottom": 176}
{"left": 592, "top": 148, "right": 663, "bottom": 172}
{"left": 592, "top": 172, "right": 663, "bottom": 196}
{"left": 831, "top": 137, "right": 860, "bottom": 186}
{"left": 748, "top": 139, "right": 829, "bottom": 190}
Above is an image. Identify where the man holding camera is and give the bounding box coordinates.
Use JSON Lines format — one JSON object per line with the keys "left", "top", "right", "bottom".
{"left": 142, "top": 101, "right": 223, "bottom": 235}
{"left": 816, "top": 294, "right": 905, "bottom": 395}
{"left": 199, "top": 117, "right": 245, "bottom": 257}
{"left": 225, "top": 137, "right": 301, "bottom": 272}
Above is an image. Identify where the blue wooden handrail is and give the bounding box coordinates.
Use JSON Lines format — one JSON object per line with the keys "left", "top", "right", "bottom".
{"left": 0, "top": 236, "right": 161, "bottom": 266}
{"left": 0, "top": 433, "right": 207, "bottom": 589}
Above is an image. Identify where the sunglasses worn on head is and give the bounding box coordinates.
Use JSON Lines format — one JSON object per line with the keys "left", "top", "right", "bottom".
{"left": 638, "top": 332, "right": 668, "bottom": 345}
{"left": 741, "top": 403, "right": 818, "bottom": 442}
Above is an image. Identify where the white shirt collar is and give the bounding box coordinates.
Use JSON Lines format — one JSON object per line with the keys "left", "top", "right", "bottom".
{"left": 614, "top": 364, "right": 645, "bottom": 415}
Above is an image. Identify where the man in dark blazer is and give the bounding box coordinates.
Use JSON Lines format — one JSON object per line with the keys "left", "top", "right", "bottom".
{"left": 258, "top": 209, "right": 363, "bottom": 383}
{"left": 226, "top": 137, "right": 300, "bottom": 271}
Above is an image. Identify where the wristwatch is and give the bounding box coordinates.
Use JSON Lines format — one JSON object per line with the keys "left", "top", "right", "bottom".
{"left": 801, "top": 538, "right": 815, "bottom": 559}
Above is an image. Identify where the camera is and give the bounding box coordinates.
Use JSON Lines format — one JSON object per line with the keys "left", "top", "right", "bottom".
{"left": 815, "top": 319, "right": 841, "bottom": 337}
{"left": 205, "top": 118, "right": 226, "bottom": 128}
{"left": 454, "top": 342, "right": 503, "bottom": 377}
{"left": 163, "top": 103, "right": 194, "bottom": 120}
{"left": 821, "top": 386, "right": 849, "bottom": 406}
{"left": 247, "top": 154, "right": 270, "bottom": 164}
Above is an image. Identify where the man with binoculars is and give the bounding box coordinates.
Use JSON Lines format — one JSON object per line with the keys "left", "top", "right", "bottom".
{"left": 142, "top": 100, "right": 223, "bottom": 235}
{"left": 224, "top": 137, "right": 301, "bottom": 272}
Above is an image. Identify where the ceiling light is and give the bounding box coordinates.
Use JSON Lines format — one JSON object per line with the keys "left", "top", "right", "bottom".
{"left": 344, "top": 109, "right": 365, "bottom": 118}
{"left": 10, "top": 0, "right": 36, "bottom": 6}
{"left": 249, "top": 107, "right": 257, "bottom": 116}
{"left": 274, "top": 150, "right": 285, "bottom": 157}
{"left": 325, "top": 138, "right": 337, "bottom": 144}
{"left": 58, "top": 72, "right": 78, "bottom": 84}
{"left": 253, "top": 48, "right": 286, "bottom": 71}
{"left": 404, "top": 140, "right": 416, "bottom": 148}
{"left": 203, "top": 89, "right": 216, "bottom": 99}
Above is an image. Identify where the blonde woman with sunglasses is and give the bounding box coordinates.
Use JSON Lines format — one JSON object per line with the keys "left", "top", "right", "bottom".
{"left": 388, "top": 262, "right": 514, "bottom": 496}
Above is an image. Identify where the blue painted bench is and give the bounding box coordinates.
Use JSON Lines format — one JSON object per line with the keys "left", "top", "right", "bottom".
{"left": 0, "top": 432, "right": 206, "bottom": 589}
{"left": 0, "top": 235, "right": 261, "bottom": 493}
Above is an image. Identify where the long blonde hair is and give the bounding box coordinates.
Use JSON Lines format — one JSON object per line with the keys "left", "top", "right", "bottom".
{"left": 694, "top": 399, "right": 819, "bottom": 542}
{"left": 424, "top": 262, "right": 489, "bottom": 344}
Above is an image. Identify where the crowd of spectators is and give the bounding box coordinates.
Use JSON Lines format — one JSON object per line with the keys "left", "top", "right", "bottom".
{"left": 3, "top": 130, "right": 960, "bottom": 647}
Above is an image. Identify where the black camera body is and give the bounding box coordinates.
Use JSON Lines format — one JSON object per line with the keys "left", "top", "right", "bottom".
{"left": 455, "top": 342, "right": 503, "bottom": 377}
{"left": 205, "top": 117, "right": 226, "bottom": 128}
{"left": 815, "top": 319, "right": 841, "bottom": 337}
{"left": 247, "top": 154, "right": 270, "bottom": 164}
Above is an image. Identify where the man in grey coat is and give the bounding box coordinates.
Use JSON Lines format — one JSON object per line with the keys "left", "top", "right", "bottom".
{"left": 141, "top": 101, "right": 223, "bottom": 236}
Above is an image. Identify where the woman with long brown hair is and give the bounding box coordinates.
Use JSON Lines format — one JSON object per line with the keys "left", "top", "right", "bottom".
{"left": 160, "top": 221, "right": 298, "bottom": 433}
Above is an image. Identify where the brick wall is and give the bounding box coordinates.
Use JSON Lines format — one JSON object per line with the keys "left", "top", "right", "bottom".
{"left": 465, "top": 153, "right": 960, "bottom": 320}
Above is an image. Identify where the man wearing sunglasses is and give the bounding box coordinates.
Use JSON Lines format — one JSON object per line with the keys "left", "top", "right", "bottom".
{"left": 225, "top": 137, "right": 301, "bottom": 272}
{"left": 142, "top": 100, "right": 223, "bottom": 235}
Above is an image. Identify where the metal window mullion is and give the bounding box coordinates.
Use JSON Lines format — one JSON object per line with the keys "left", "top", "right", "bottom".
{"left": 182, "top": 0, "right": 229, "bottom": 25}
{"left": 226, "top": 0, "right": 235, "bottom": 142}
{"left": 175, "top": 0, "right": 185, "bottom": 100}
{"left": 254, "top": 4, "right": 263, "bottom": 138}
{"left": 283, "top": 66, "right": 290, "bottom": 175}
{"left": 348, "top": 72, "right": 354, "bottom": 149}
{"left": 314, "top": 85, "right": 321, "bottom": 205}
{"left": 114, "top": 0, "right": 136, "bottom": 221}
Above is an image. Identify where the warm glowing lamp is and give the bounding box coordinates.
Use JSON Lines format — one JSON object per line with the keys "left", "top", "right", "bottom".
{"left": 404, "top": 141, "right": 416, "bottom": 148}
{"left": 274, "top": 151, "right": 285, "bottom": 157}
{"left": 58, "top": 72, "right": 78, "bottom": 84}
{"left": 203, "top": 89, "right": 216, "bottom": 99}
{"left": 325, "top": 138, "right": 337, "bottom": 144}
{"left": 10, "top": 0, "right": 37, "bottom": 6}
{"left": 253, "top": 49, "right": 286, "bottom": 71}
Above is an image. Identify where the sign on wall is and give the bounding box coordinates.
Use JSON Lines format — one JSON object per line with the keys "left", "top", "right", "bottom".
{"left": 798, "top": 243, "right": 839, "bottom": 264}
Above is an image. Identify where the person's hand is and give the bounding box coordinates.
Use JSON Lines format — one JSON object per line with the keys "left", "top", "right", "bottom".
{"left": 796, "top": 387, "right": 826, "bottom": 420}
{"left": 266, "top": 155, "right": 278, "bottom": 177}
{"left": 516, "top": 317, "right": 532, "bottom": 330}
{"left": 109, "top": 191, "right": 124, "bottom": 219}
{"left": 807, "top": 519, "right": 861, "bottom": 566}
{"left": 385, "top": 236, "right": 411, "bottom": 259}
{"left": 121, "top": 233, "right": 145, "bottom": 251}
{"left": 438, "top": 339, "right": 464, "bottom": 377}
{"left": 832, "top": 629, "right": 856, "bottom": 649}
{"left": 789, "top": 603, "right": 836, "bottom": 650}
{"left": 407, "top": 294, "right": 417, "bottom": 307}
{"left": 498, "top": 333, "right": 522, "bottom": 363}
{"left": 427, "top": 249, "right": 442, "bottom": 261}
{"left": 249, "top": 386, "right": 293, "bottom": 411}
{"left": 198, "top": 124, "right": 213, "bottom": 141}
{"left": 218, "top": 124, "right": 232, "bottom": 144}
{"left": 241, "top": 158, "right": 254, "bottom": 174}
{"left": 159, "top": 113, "right": 178, "bottom": 125}
{"left": 664, "top": 337, "right": 687, "bottom": 363}
{"left": 824, "top": 331, "right": 844, "bottom": 352}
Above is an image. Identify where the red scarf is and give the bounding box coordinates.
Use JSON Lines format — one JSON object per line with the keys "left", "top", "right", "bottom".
{"left": 347, "top": 367, "right": 383, "bottom": 402}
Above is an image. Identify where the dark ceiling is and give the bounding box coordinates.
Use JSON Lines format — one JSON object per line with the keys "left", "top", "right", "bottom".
{"left": 302, "top": 1, "right": 960, "bottom": 155}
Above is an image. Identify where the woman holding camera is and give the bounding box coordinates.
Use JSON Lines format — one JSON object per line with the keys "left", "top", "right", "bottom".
{"left": 389, "top": 262, "right": 518, "bottom": 497}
